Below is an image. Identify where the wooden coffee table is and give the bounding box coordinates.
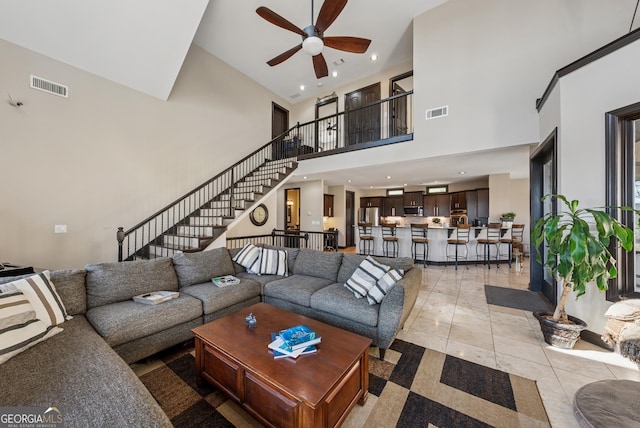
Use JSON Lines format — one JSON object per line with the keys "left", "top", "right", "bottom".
{"left": 192, "top": 302, "right": 371, "bottom": 428}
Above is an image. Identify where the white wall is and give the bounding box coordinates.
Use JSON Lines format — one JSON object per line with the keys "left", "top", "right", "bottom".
{"left": 412, "top": 0, "right": 637, "bottom": 160}
{"left": 0, "top": 40, "right": 290, "bottom": 269}
{"left": 537, "top": 37, "right": 640, "bottom": 333}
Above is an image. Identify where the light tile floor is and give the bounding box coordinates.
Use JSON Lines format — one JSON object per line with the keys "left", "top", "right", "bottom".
{"left": 396, "top": 258, "right": 640, "bottom": 427}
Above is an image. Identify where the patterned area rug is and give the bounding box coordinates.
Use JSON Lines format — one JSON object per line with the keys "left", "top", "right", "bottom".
{"left": 137, "top": 339, "right": 550, "bottom": 427}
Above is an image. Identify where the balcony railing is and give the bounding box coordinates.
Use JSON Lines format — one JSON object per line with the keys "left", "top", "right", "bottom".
{"left": 227, "top": 229, "right": 339, "bottom": 252}
{"left": 271, "top": 91, "right": 413, "bottom": 160}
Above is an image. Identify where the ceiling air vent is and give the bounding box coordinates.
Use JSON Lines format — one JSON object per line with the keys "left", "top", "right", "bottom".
{"left": 30, "top": 75, "right": 69, "bottom": 98}
{"left": 426, "top": 105, "right": 448, "bottom": 120}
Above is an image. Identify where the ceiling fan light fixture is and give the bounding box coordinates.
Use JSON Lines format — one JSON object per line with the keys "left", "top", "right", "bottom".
{"left": 303, "top": 36, "right": 324, "bottom": 56}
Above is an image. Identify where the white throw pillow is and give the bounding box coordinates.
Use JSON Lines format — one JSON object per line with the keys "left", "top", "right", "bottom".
{"left": 232, "top": 244, "right": 262, "bottom": 274}
{"left": 13, "top": 271, "right": 71, "bottom": 326}
{"left": 367, "top": 269, "right": 404, "bottom": 305}
{"left": 344, "top": 256, "right": 391, "bottom": 298}
{"left": 259, "top": 248, "right": 288, "bottom": 276}
{"left": 0, "top": 291, "right": 63, "bottom": 365}
{"left": 604, "top": 300, "right": 640, "bottom": 321}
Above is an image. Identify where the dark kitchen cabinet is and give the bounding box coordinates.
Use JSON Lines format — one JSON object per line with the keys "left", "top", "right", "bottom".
{"left": 465, "top": 190, "right": 478, "bottom": 220}
{"left": 450, "top": 192, "right": 467, "bottom": 210}
{"left": 403, "top": 191, "right": 423, "bottom": 207}
{"left": 360, "top": 197, "right": 382, "bottom": 208}
{"left": 324, "top": 194, "right": 334, "bottom": 217}
{"left": 424, "top": 194, "right": 450, "bottom": 217}
{"left": 382, "top": 196, "right": 403, "bottom": 216}
{"left": 477, "top": 188, "right": 489, "bottom": 218}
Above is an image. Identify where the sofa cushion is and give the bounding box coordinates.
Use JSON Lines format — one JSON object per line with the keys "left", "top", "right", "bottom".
{"left": 50, "top": 269, "right": 87, "bottom": 315}
{"left": 259, "top": 248, "right": 288, "bottom": 276}
{"left": 233, "top": 244, "right": 262, "bottom": 273}
{"left": 85, "top": 258, "right": 179, "bottom": 308}
{"left": 0, "top": 316, "right": 172, "bottom": 427}
{"left": 180, "top": 279, "right": 261, "bottom": 315}
{"left": 0, "top": 291, "right": 63, "bottom": 364}
{"left": 605, "top": 300, "right": 640, "bottom": 321}
{"left": 12, "top": 271, "right": 71, "bottom": 326}
{"left": 263, "top": 275, "right": 334, "bottom": 307}
{"left": 86, "top": 293, "right": 202, "bottom": 347}
{"left": 293, "top": 249, "right": 343, "bottom": 282}
{"left": 367, "top": 268, "right": 404, "bottom": 305}
{"left": 338, "top": 254, "right": 414, "bottom": 284}
{"left": 262, "top": 245, "right": 299, "bottom": 273}
{"left": 310, "top": 283, "right": 380, "bottom": 327}
{"left": 172, "top": 248, "right": 235, "bottom": 288}
{"left": 344, "top": 256, "right": 391, "bottom": 299}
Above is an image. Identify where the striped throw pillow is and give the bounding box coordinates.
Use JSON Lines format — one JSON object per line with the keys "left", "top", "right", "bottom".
{"left": 0, "top": 291, "right": 63, "bottom": 365}
{"left": 232, "top": 244, "right": 262, "bottom": 274}
{"left": 259, "top": 248, "right": 288, "bottom": 276}
{"left": 13, "top": 271, "right": 71, "bottom": 326}
{"left": 367, "top": 268, "right": 404, "bottom": 305}
{"left": 344, "top": 256, "right": 391, "bottom": 298}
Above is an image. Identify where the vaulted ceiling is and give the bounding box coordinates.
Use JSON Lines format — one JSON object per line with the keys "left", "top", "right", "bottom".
{"left": 0, "top": 0, "right": 447, "bottom": 102}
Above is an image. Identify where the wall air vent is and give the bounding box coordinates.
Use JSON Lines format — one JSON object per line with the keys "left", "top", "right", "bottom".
{"left": 426, "top": 105, "right": 448, "bottom": 120}
{"left": 289, "top": 93, "right": 301, "bottom": 99}
{"left": 30, "top": 75, "right": 69, "bottom": 98}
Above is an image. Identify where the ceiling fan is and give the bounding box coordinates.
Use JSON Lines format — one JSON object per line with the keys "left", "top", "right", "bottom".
{"left": 256, "top": 0, "right": 371, "bottom": 79}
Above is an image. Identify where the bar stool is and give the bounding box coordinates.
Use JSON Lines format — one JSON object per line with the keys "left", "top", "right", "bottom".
{"left": 500, "top": 224, "right": 525, "bottom": 268}
{"left": 380, "top": 222, "right": 399, "bottom": 258}
{"left": 358, "top": 222, "right": 375, "bottom": 255}
{"left": 476, "top": 223, "right": 501, "bottom": 269}
{"left": 411, "top": 223, "right": 429, "bottom": 267}
{"left": 446, "top": 224, "right": 471, "bottom": 270}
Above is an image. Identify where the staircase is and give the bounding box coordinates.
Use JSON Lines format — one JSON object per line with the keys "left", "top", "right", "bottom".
{"left": 117, "top": 137, "right": 298, "bottom": 261}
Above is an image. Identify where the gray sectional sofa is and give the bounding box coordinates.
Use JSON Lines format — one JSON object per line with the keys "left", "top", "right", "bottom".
{"left": 0, "top": 245, "right": 420, "bottom": 427}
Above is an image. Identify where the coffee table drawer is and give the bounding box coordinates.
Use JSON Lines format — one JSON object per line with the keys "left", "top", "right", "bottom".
{"left": 245, "top": 371, "right": 300, "bottom": 427}
{"left": 326, "top": 361, "right": 363, "bottom": 427}
{"left": 202, "top": 344, "right": 241, "bottom": 400}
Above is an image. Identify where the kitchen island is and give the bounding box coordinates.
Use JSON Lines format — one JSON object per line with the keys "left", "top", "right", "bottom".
{"left": 355, "top": 225, "right": 514, "bottom": 265}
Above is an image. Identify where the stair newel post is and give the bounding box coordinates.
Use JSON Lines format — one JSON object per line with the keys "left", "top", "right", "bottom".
{"left": 303, "top": 232, "right": 309, "bottom": 248}
{"left": 116, "top": 227, "right": 125, "bottom": 262}
{"left": 271, "top": 228, "right": 276, "bottom": 246}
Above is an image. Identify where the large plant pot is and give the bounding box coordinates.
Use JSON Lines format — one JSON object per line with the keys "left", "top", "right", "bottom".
{"left": 534, "top": 311, "right": 587, "bottom": 349}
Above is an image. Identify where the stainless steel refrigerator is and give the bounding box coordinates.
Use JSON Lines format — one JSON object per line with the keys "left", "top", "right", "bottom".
{"left": 359, "top": 207, "right": 380, "bottom": 226}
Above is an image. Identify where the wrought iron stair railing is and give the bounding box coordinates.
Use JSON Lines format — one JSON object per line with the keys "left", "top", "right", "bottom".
{"left": 117, "top": 133, "right": 299, "bottom": 261}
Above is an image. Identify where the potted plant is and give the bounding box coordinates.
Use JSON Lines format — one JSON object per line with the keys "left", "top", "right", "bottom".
{"left": 501, "top": 212, "right": 516, "bottom": 228}
{"left": 532, "top": 194, "right": 636, "bottom": 348}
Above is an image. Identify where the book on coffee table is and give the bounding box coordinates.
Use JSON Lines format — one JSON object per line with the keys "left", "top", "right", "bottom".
{"left": 268, "top": 333, "right": 317, "bottom": 359}
{"left": 133, "top": 291, "right": 179, "bottom": 305}
{"left": 277, "top": 325, "right": 322, "bottom": 352}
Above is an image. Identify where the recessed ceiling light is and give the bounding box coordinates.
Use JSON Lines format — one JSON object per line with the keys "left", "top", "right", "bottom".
{"left": 347, "top": 179, "right": 352, "bottom": 183}
{"left": 300, "top": 84, "right": 305, "bottom": 91}
{"left": 458, "top": 171, "right": 466, "bottom": 175}
{"left": 370, "top": 54, "right": 378, "bottom": 61}
{"left": 317, "top": 82, "right": 323, "bottom": 87}
{"left": 386, "top": 175, "right": 391, "bottom": 179}
{"left": 332, "top": 70, "right": 338, "bottom": 78}
{"left": 303, "top": 176, "right": 308, "bottom": 179}
{"left": 403, "top": 183, "right": 408, "bottom": 186}
{"left": 333, "top": 59, "right": 345, "bottom": 66}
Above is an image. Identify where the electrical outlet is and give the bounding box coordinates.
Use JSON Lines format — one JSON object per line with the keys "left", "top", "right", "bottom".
{"left": 54, "top": 225, "right": 67, "bottom": 234}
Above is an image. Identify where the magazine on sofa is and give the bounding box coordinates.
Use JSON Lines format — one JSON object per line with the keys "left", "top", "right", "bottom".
{"left": 211, "top": 275, "right": 240, "bottom": 287}
{"left": 133, "top": 291, "right": 179, "bottom": 305}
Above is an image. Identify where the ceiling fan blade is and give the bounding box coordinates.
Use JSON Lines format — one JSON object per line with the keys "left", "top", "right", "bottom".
{"left": 315, "top": 0, "right": 348, "bottom": 33}
{"left": 267, "top": 44, "right": 303, "bottom": 66}
{"left": 256, "top": 6, "right": 305, "bottom": 36}
{"left": 323, "top": 36, "right": 371, "bottom": 53}
{"left": 312, "top": 53, "right": 329, "bottom": 79}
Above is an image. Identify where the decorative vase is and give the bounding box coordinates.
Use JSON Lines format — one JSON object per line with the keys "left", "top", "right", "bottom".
{"left": 534, "top": 311, "right": 587, "bottom": 349}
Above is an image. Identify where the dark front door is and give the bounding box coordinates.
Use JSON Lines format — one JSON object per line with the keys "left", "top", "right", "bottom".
{"left": 272, "top": 103, "right": 289, "bottom": 160}
{"left": 530, "top": 129, "right": 558, "bottom": 304}
{"left": 391, "top": 82, "right": 408, "bottom": 137}
{"left": 345, "top": 83, "right": 381, "bottom": 145}
{"left": 346, "top": 191, "right": 355, "bottom": 247}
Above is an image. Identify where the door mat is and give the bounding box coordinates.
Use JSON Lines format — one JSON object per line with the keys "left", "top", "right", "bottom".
{"left": 485, "top": 284, "right": 554, "bottom": 313}
{"left": 137, "top": 339, "right": 550, "bottom": 427}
